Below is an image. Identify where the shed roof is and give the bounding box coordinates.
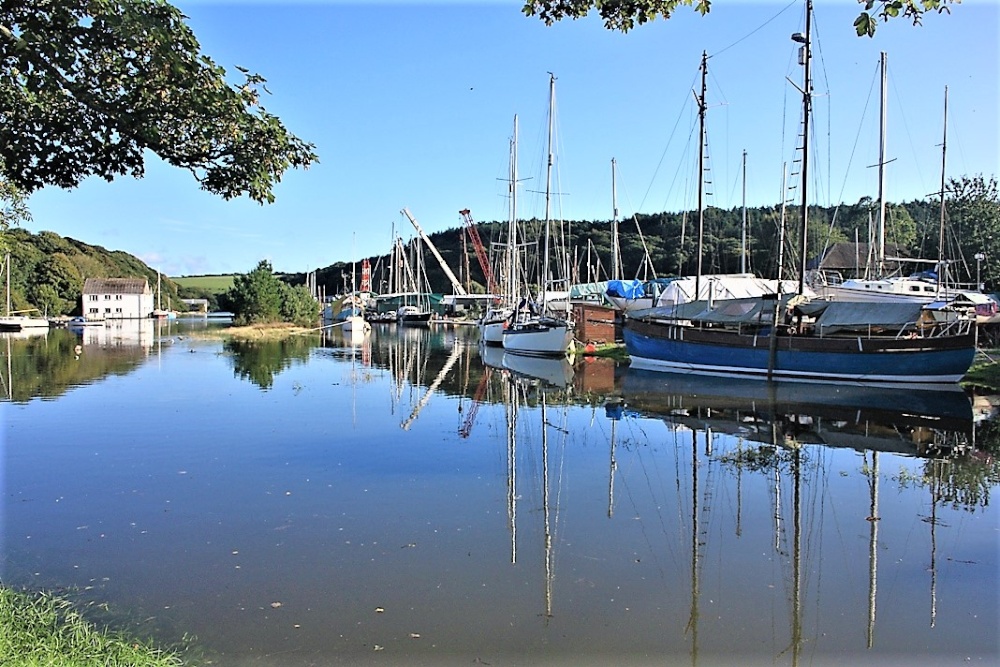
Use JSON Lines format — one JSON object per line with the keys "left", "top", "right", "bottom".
{"left": 82, "top": 278, "right": 151, "bottom": 295}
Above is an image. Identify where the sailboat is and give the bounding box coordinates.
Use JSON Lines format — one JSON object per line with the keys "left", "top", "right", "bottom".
{"left": 480, "top": 116, "right": 520, "bottom": 346}
{"left": 622, "top": 2, "right": 976, "bottom": 384}
{"left": 808, "top": 55, "right": 975, "bottom": 308}
{"left": 150, "top": 269, "right": 176, "bottom": 320}
{"left": 0, "top": 253, "right": 50, "bottom": 332}
{"left": 394, "top": 235, "right": 433, "bottom": 326}
{"left": 501, "top": 74, "right": 575, "bottom": 357}
{"left": 343, "top": 236, "right": 371, "bottom": 334}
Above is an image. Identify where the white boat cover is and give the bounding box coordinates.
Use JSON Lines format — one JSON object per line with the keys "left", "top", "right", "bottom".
{"left": 655, "top": 274, "right": 812, "bottom": 307}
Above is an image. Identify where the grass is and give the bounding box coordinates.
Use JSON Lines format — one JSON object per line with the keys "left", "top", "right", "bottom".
{"left": 194, "top": 321, "right": 323, "bottom": 340}
{"left": 170, "top": 275, "right": 235, "bottom": 294}
{"left": 963, "top": 349, "right": 1000, "bottom": 391}
{"left": 0, "top": 586, "right": 190, "bottom": 667}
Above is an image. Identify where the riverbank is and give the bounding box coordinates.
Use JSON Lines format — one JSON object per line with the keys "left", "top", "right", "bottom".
{"left": 194, "top": 321, "right": 323, "bottom": 340}
{"left": 964, "top": 349, "right": 1000, "bottom": 391}
{"left": 0, "top": 586, "right": 188, "bottom": 667}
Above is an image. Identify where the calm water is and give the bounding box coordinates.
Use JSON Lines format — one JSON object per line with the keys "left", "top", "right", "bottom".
{"left": 1, "top": 320, "right": 998, "bottom": 667}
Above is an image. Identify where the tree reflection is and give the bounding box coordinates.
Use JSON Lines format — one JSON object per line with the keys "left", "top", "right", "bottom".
{"left": 224, "top": 336, "right": 314, "bottom": 389}
{"left": 1, "top": 330, "right": 148, "bottom": 402}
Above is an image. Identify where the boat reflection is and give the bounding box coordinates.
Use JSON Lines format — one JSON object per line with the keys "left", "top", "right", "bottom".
{"left": 501, "top": 351, "right": 574, "bottom": 388}
{"left": 478, "top": 342, "right": 574, "bottom": 388}
{"left": 621, "top": 368, "right": 975, "bottom": 453}
{"left": 478, "top": 340, "right": 505, "bottom": 370}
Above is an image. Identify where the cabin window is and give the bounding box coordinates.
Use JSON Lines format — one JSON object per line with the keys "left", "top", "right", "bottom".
{"left": 924, "top": 286, "right": 935, "bottom": 292}
{"left": 909, "top": 286, "right": 920, "bottom": 292}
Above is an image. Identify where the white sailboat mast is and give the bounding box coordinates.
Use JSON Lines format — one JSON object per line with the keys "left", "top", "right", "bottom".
{"left": 612, "top": 158, "right": 621, "bottom": 281}
{"left": 877, "top": 51, "right": 888, "bottom": 277}
{"left": 937, "top": 86, "right": 948, "bottom": 294}
{"left": 508, "top": 115, "right": 519, "bottom": 301}
{"left": 541, "top": 73, "right": 556, "bottom": 311}
{"left": 741, "top": 150, "right": 748, "bottom": 275}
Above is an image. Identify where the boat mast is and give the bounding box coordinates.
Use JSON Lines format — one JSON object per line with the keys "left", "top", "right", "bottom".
{"left": 937, "top": 86, "right": 948, "bottom": 295}
{"left": 876, "top": 51, "right": 888, "bottom": 278}
{"left": 695, "top": 50, "right": 708, "bottom": 300}
{"left": 795, "top": 0, "right": 813, "bottom": 296}
{"left": 741, "top": 150, "right": 748, "bottom": 274}
{"left": 4, "top": 253, "right": 9, "bottom": 317}
{"left": 508, "top": 115, "right": 519, "bottom": 302}
{"left": 541, "top": 72, "right": 556, "bottom": 312}
{"left": 612, "top": 157, "right": 622, "bottom": 281}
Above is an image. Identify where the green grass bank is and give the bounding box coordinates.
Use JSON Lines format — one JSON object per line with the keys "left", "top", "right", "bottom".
{"left": 0, "top": 586, "right": 191, "bottom": 667}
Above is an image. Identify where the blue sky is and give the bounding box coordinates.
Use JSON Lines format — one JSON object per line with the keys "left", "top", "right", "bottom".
{"left": 22, "top": 0, "right": 999, "bottom": 277}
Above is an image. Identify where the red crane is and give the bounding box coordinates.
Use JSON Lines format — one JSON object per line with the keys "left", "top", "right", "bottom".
{"left": 459, "top": 208, "right": 499, "bottom": 295}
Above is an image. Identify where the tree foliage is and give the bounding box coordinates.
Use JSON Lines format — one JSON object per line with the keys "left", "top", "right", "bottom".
{"left": 522, "top": 0, "right": 957, "bottom": 36}
{"left": 947, "top": 175, "right": 1000, "bottom": 291}
{"left": 1, "top": 227, "right": 184, "bottom": 316}
{"left": 0, "top": 174, "right": 30, "bottom": 251}
{"left": 0, "top": 0, "right": 317, "bottom": 204}
{"left": 225, "top": 260, "right": 320, "bottom": 326}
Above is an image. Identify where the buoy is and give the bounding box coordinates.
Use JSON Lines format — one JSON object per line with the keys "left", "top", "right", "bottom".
{"left": 584, "top": 343, "right": 597, "bottom": 354}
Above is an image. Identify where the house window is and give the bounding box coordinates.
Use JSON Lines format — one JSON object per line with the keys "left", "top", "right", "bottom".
{"left": 104, "top": 294, "right": 111, "bottom": 300}
{"left": 115, "top": 308, "right": 122, "bottom": 313}
{"left": 115, "top": 294, "right": 123, "bottom": 300}
{"left": 89, "top": 295, "right": 98, "bottom": 301}
{"left": 88, "top": 308, "right": 98, "bottom": 314}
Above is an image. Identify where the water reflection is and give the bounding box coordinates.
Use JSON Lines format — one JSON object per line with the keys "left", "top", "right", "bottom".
{"left": 1, "top": 321, "right": 997, "bottom": 665}
{"left": 224, "top": 336, "right": 316, "bottom": 390}
{"left": 1, "top": 327, "right": 151, "bottom": 402}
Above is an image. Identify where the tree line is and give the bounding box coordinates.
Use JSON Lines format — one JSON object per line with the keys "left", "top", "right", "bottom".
{"left": 289, "top": 174, "right": 999, "bottom": 298}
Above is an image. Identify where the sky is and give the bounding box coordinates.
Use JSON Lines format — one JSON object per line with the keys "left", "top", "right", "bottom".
{"left": 21, "top": 0, "right": 1000, "bottom": 277}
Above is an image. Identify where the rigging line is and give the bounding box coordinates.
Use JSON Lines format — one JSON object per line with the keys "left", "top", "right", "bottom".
{"left": 888, "top": 71, "right": 934, "bottom": 199}
{"left": 709, "top": 0, "right": 798, "bottom": 60}
{"left": 640, "top": 67, "right": 701, "bottom": 211}
{"left": 656, "top": 119, "right": 700, "bottom": 215}
{"left": 819, "top": 58, "right": 880, "bottom": 262}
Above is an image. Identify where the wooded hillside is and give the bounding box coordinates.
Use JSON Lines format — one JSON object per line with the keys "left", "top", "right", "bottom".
{"left": 1, "top": 228, "right": 184, "bottom": 316}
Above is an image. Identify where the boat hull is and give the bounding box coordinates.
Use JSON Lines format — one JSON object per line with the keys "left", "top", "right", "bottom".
{"left": 0, "top": 316, "right": 51, "bottom": 331}
{"left": 396, "top": 306, "right": 432, "bottom": 326}
{"left": 624, "top": 318, "right": 976, "bottom": 384}
{"left": 342, "top": 315, "right": 371, "bottom": 334}
{"left": 502, "top": 319, "right": 574, "bottom": 357}
{"left": 480, "top": 320, "right": 505, "bottom": 345}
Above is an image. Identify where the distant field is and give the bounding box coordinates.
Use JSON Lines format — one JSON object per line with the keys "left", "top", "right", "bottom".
{"left": 172, "top": 275, "right": 235, "bottom": 293}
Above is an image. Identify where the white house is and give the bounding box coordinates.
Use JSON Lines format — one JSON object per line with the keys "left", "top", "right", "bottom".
{"left": 81, "top": 278, "right": 154, "bottom": 320}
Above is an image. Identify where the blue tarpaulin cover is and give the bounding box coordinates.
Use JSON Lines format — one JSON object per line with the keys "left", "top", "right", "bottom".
{"left": 606, "top": 280, "right": 645, "bottom": 299}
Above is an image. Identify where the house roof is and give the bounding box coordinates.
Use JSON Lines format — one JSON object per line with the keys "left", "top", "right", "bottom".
{"left": 82, "top": 277, "right": 151, "bottom": 295}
